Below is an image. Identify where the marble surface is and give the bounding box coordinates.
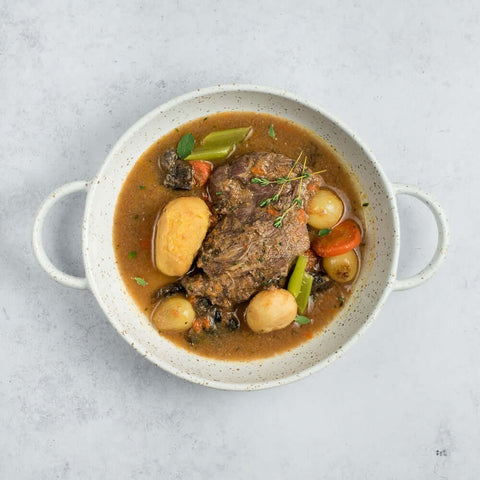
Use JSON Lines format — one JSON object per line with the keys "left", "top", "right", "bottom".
{"left": 1, "top": 0, "right": 479, "bottom": 478}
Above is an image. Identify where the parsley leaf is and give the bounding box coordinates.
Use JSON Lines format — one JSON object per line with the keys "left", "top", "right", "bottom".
{"left": 133, "top": 277, "right": 147, "bottom": 286}
{"left": 362, "top": 202, "right": 369, "bottom": 207}
{"left": 139, "top": 186, "right": 146, "bottom": 190}
{"left": 128, "top": 251, "right": 137, "bottom": 259}
{"left": 177, "top": 133, "right": 195, "bottom": 159}
{"left": 268, "top": 124, "right": 275, "bottom": 138}
{"left": 295, "top": 315, "right": 311, "bottom": 325}
{"left": 338, "top": 296, "right": 345, "bottom": 307}
{"left": 318, "top": 228, "right": 331, "bottom": 237}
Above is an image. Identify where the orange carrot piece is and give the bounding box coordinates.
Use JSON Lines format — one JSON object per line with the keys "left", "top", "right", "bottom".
{"left": 190, "top": 161, "right": 213, "bottom": 187}
{"left": 312, "top": 219, "right": 361, "bottom": 257}
{"left": 266, "top": 206, "right": 278, "bottom": 216}
{"left": 304, "top": 248, "right": 318, "bottom": 271}
{"left": 296, "top": 209, "right": 307, "bottom": 224}
{"left": 192, "top": 318, "right": 203, "bottom": 333}
{"left": 251, "top": 165, "right": 266, "bottom": 176}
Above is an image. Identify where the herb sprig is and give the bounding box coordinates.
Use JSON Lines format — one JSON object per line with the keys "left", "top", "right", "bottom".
{"left": 273, "top": 202, "right": 298, "bottom": 228}
{"left": 256, "top": 151, "right": 303, "bottom": 208}
{"left": 251, "top": 171, "right": 325, "bottom": 187}
{"left": 273, "top": 155, "right": 309, "bottom": 228}
{"left": 252, "top": 152, "right": 326, "bottom": 228}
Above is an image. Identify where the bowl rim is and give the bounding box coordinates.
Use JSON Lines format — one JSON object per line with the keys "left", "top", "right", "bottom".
{"left": 83, "top": 84, "right": 400, "bottom": 390}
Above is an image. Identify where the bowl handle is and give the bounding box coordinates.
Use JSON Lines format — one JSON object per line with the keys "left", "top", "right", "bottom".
{"left": 32, "top": 181, "right": 90, "bottom": 289}
{"left": 392, "top": 183, "right": 449, "bottom": 291}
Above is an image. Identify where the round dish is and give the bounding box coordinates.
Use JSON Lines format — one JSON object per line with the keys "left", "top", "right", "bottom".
{"left": 32, "top": 85, "right": 449, "bottom": 390}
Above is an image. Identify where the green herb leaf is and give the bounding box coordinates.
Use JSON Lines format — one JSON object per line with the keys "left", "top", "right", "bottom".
{"left": 362, "top": 202, "right": 369, "bottom": 207}
{"left": 177, "top": 133, "right": 195, "bottom": 159}
{"left": 268, "top": 124, "right": 275, "bottom": 139}
{"left": 128, "top": 251, "right": 137, "bottom": 259}
{"left": 216, "top": 191, "right": 223, "bottom": 196}
{"left": 251, "top": 177, "right": 270, "bottom": 186}
{"left": 273, "top": 217, "right": 283, "bottom": 228}
{"left": 139, "top": 185, "right": 146, "bottom": 190}
{"left": 133, "top": 277, "right": 147, "bottom": 286}
{"left": 295, "top": 315, "right": 311, "bottom": 325}
{"left": 318, "top": 228, "right": 332, "bottom": 237}
{"left": 338, "top": 296, "right": 345, "bottom": 307}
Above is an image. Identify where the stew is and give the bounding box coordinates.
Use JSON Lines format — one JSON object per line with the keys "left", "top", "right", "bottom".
{"left": 113, "top": 111, "right": 366, "bottom": 360}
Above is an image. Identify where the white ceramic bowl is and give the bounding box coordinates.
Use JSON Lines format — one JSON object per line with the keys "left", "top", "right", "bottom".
{"left": 32, "top": 85, "right": 449, "bottom": 390}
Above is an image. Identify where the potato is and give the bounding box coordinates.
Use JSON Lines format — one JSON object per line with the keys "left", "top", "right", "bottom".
{"left": 246, "top": 288, "right": 298, "bottom": 333}
{"left": 152, "top": 295, "right": 195, "bottom": 332}
{"left": 306, "top": 189, "right": 344, "bottom": 230}
{"left": 154, "top": 197, "right": 210, "bottom": 276}
{"left": 323, "top": 250, "right": 358, "bottom": 283}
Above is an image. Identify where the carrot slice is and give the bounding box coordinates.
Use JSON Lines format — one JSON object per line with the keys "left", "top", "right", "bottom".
{"left": 266, "top": 206, "right": 278, "bottom": 216}
{"left": 251, "top": 164, "right": 266, "bottom": 176}
{"left": 304, "top": 249, "right": 318, "bottom": 271}
{"left": 296, "top": 209, "right": 307, "bottom": 224}
{"left": 312, "top": 219, "right": 361, "bottom": 257}
{"left": 190, "top": 161, "right": 212, "bottom": 187}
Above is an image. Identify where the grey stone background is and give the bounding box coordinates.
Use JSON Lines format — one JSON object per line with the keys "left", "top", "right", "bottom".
{"left": 1, "top": 1, "right": 479, "bottom": 478}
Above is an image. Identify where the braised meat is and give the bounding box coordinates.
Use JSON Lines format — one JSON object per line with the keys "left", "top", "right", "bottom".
{"left": 182, "top": 152, "right": 324, "bottom": 308}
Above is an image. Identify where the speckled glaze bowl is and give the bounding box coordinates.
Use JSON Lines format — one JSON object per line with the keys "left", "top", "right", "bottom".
{"left": 32, "top": 85, "right": 449, "bottom": 390}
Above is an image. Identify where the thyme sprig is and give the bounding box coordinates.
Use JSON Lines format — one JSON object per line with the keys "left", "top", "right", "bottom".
{"left": 273, "top": 202, "right": 298, "bottom": 228}
{"left": 252, "top": 151, "right": 326, "bottom": 228}
{"left": 251, "top": 171, "right": 324, "bottom": 187}
{"left": 257, "top": 151, "right": 303, "bottom": 208}
{"left": 273, "top": 155, "right": 310, "bottom": 228}
{"left": 296, "top": 154, "right": 308, "bottom": 206}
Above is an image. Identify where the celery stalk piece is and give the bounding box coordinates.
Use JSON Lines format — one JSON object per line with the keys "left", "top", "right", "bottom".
{"left": 287, "top": 255, "right": 308, "bottom": 299}
{"left": 185, "top": 144, "right": 234, "bottom": 162}
{"left": 201, "top": 127, "right": 252, "bottom": 147}
{"left": 296, "top": 272, "right": 313, "bottom": 314}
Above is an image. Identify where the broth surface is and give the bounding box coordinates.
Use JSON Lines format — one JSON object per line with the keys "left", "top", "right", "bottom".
{"left": 113, "top": 112, "right": 365, "bottom": 360}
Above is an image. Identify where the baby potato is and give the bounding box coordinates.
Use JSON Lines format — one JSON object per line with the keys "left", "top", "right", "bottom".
{"left": 246, "top": 288, "right": 298, "bottom": 333}
{"left": 306, "top": 189, "right": 344, "bottom": 230}
{"left": 323, "top": 250, "right": 358, "bottom": 283}
{"left": 154, "top": 197, "right": 210, "bottom": 276}
{"left": 152, "top": 295, "right": 195, "bottom": 332}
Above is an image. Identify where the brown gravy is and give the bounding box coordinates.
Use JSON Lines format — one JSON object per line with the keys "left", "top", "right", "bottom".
{"left": 113, "top": 111, "right": 365, "bottom": 360}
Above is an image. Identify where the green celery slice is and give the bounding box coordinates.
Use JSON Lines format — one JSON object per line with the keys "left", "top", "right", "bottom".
{"left": 201, "top": 127, "right": 252, "bottom": 147}
{"left": 296, "top": 272, "right": 313, "bottom": 314}
{"left": 287, "top": 255, "right": 307, "bottom": 298}
{"left": 185, "top": 144, "right": 234, "bottom": 161}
